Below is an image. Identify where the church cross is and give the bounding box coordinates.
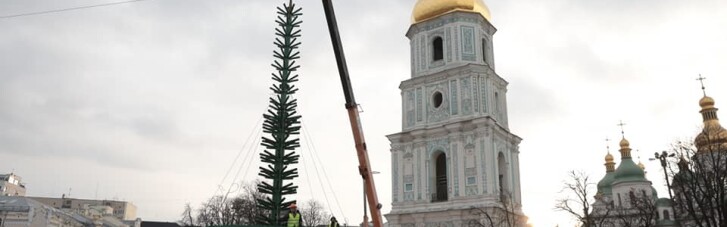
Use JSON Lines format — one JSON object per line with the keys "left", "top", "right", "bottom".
{"left": 605, "top": 137, "right": 611, "bottom": 153}
{"left": 697, "top": 74, "right": 707, "bottom": 96}
{"left": 617, "top": 120, "right": 627, "bottom": 138}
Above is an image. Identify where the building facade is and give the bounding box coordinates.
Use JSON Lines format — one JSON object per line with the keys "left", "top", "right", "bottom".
{"left": 0, "top": 196, "right": 85, "bottom": 227}
{"left": 29, "top": 197, "right": 137, "bottom": 221}
{"left": 386, "top": 0, "right": 526, "bottom": 226}
{"left": 670, "top": 92, "right": 727, "bottom": 226}
{"left": 585, "top": 92, "right": 727, "bottom": 227}
{"left": 0, "top": 196, "right": 140, "bottom": 227}
{"left": 0, "top": 173, "right": 27, "bottom": 196}
{"left": 590, "top": 137, "right": 677, "bottom": 227}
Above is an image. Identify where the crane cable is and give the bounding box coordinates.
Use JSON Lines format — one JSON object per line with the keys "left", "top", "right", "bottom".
{"left": 299, "top": 136, "right": 317, "bottom": 208}
{"left": 301, "top": 120, "right": 348, "bottom": 223}
{"left": 0, "top": 0, "right": 149, "bottom": 19}
{"left": 222, "top": 122, "right": 263, "bottom": 204}
{"left": 210, "top": 110, "right": 264, "bottom": 206}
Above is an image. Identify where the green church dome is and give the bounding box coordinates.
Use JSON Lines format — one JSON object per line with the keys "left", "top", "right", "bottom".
{"left": 613, "top": 137, "right": 648, "bottom": 184}
{"left": 656, "top": 198, "right": 673, "bottom": 207}
{"left": 597, "top": 172, "right": 616, "bottom": 195}
{"left": 613, "top": 159, "right": 647, "bottom": 183}
{"left": 673, "top": 169, "right": 694, "bottom": 185}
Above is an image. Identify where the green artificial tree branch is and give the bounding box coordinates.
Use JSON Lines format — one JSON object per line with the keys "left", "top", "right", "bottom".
{"left": 256, "top": 0, "right": 303, "bottom": 225}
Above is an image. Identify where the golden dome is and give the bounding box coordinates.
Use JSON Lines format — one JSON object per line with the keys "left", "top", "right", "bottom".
{"left": 695, "top": 126, "right": 727, "bottom": 152}
{"left": 412, "top": 0, "right": 492, "bottom": 24}
{"left": 605, "top": 153, "right": 614, "bottom": 162}
{"left": 619, "top": 138, "right": 630, "bottom": 149}
{"left": 700, "top": 96, "right": 715, "bottom": 109}
{"left": 695, "top": 95, "right": 727, "bottom": 152}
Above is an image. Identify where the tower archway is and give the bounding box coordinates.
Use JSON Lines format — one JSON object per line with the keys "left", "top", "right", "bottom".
{"left": 498, "top": 152, "right": 509, "bottom": 196}
{"left": 431, "top": 151, "right": 448, "bottom": 202}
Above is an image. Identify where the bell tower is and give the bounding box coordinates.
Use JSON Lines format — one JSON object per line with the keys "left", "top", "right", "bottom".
{"left": 386, "top": 0, "right": 526, "bottom": 226}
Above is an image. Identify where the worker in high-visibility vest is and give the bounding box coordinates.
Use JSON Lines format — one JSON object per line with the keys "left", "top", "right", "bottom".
{"left": 328, "top": 216, "right": 340, "bottom": 227}
{"left": 286, "top": 203, "right": 303, "bottom": 227}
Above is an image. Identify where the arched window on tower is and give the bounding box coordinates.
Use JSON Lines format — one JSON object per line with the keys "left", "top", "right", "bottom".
{"left": 432, "top": 152, "right": 448, "bottom": 202}
{"left": 494, "top": 92, "right": 500, "bottom": 114}
{"left": 433, "top": 37, "right": 443, "bottom": 61}
{"left": 497, "top": 152, "right": 508, "bottom": 201}
{"left": 482, "top": 38, "right": 487, "bottom": 64}
{"left": 663, "top": 210, "right": 671, "bottom": 220}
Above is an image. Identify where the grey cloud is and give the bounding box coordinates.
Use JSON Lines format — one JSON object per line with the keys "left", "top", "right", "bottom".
{"left": 2, "top": 0, "right": 726, "bottom": 225}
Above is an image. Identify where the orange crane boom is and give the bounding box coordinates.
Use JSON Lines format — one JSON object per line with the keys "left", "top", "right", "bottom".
{"left": 321, "top": 1, "right": 384, "bottom": 227}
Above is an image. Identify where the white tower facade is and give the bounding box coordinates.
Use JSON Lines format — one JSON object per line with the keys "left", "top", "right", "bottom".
{"left": 386, "top": 1, "right": 526, "bottom": 226}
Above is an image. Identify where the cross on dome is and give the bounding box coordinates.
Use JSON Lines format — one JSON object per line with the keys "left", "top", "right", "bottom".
{"left": 618, "top": 120, "right": 627, "bottom": 138}
{"left": 697, "top": 74, "right": 707, "bottom": 96}
{"left": 605, "top": 137, "right": 611, "bottom": 153}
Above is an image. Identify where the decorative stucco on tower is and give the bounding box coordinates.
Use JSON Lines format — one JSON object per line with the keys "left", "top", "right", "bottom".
{"left": 386, "top": 1, "right": 526, "bottom": 226}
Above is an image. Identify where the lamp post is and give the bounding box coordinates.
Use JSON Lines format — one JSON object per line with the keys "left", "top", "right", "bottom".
{"left": 364, "top": 171, "right": 380, "bottom": 227}
{"left": 651, "top": 150, "right": 683, "bottom": 225}
{"left": 652, "top": 151, "right": 676, "bottom": 200}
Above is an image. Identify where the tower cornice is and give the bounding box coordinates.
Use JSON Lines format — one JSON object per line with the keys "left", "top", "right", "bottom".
{"left": 399, "top": 63, "right": 505, "bottom": 90}
{"left": 406, "top": 10, "right": 496, "bottom": 38}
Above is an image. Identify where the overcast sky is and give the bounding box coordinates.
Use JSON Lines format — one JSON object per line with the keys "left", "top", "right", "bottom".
{"left": 1, "top": 0, "right": 727, "bottom": 226}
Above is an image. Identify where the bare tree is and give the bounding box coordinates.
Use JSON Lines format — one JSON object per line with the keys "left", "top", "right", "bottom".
{"left": 231, "top": 180, "right": 269, "bottom": 225}
{"left": 301, "top": 199, "right": 328, "bottom": 227}
{"left": 179, "top": 202, "right": 195, "bottom": 226}
{"left": 191, "top": 180, "right": 269, "bottom": 226}
{"left": 468, "top": 192, "right": 527, "bottom": 227}
{"left": 500, "top": 193, "right": 527, "bottom": 227}
{"left": 468, "top": 206, "right": 495, "bottom": 227}
{"left": 669, "top": 140, "right": 727, "bottom": 227}
{"left": 554, "top": 170, "right": 597, "bottom": 227}
{"left": 195, "top": 195, "right": 236, "bottom": 226}
{"left": 607, "top": 189, "right": 657, "bottom": 227}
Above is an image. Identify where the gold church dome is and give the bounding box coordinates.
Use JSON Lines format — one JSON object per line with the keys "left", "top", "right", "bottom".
{"left": 605, "top": 153, "right": 614, "bottom": 162}
{"left": 700, "top": 96, "right": 715, "bottom": 109}
{"left": 619, "top": 138, "right": 630, "bottom": 148}
{"left": 412, "top": 0, "right": 492, "bottom": 24}
{"left": 695, "top": 95, "right": 727, "bottom": 152}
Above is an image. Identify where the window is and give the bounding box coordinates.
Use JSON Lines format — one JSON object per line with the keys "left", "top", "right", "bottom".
{"left": 497, "top": 152, "right": 508, "bottom": 194}
{"left": 405, "top": 183, "right": 413, "bottom": 192}
{"left": 482, "top": 38, "right": 487, "bottom": 63}
{"left": 432, "top": 91, "right": 443, "bottom": 108}
{"left": 494, "top": 92, "right": 499, "bottom": 113}
{"left": 467, "top": 176, "right": 476, "bottom": 185}
{"left": 433, "top": 37, "right": 443, "bottom": 61}
{"left": 629, "top": 191, "right": 636, "bottom": 206}
{"left": 617, "top": 193, "right": 622, "bottom": 207}
{"left": 663, "top": 210, "right": 671, "bottom": 220}
{"left": 433, "top": 152, "right": 448, "bottom": 202}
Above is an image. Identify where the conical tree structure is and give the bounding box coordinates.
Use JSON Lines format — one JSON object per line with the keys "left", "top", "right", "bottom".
{"left": 256, "top": 0, "right": 302, "bottom": 225}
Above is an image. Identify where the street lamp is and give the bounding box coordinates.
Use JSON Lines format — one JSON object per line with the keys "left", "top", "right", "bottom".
{"left": 364, "top": 171, "right": 380, "bottom": 227}
{"left": 651, "top": 151, "right": 676, "bottom": 200}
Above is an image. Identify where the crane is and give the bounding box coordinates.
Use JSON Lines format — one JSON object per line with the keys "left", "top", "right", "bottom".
{"left": 321, "top": 1, "right": 384, "bottom": 227}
